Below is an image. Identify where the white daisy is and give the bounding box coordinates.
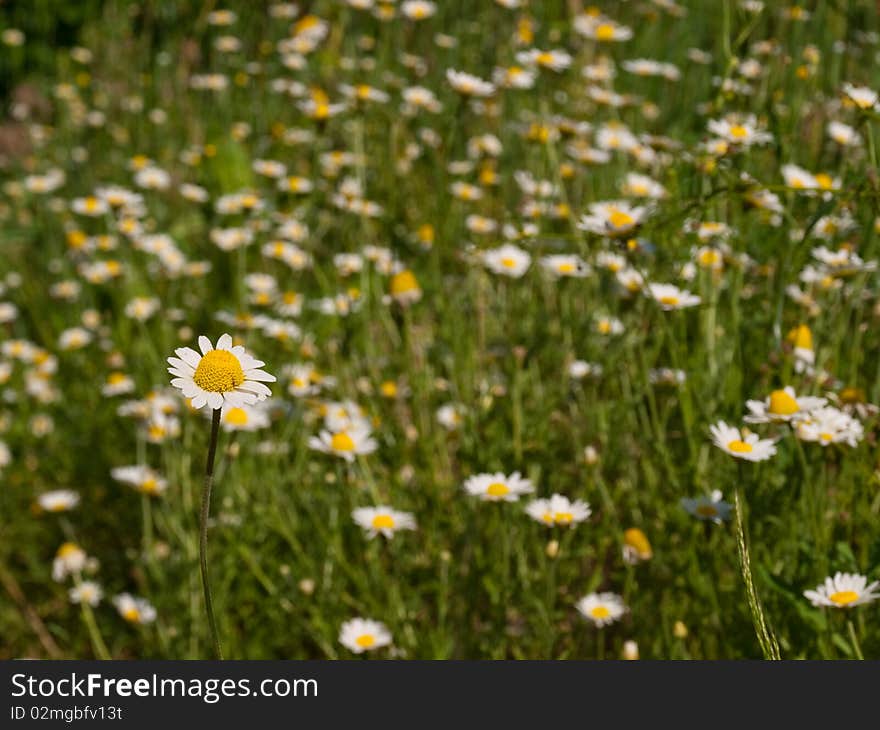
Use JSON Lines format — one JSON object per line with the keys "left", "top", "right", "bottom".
{"left": 218, "top": 402, "right": 271, "bottom": 432}
{"left": 681, "top": 490, "right": 731, "bottom": 523}
{"left": 308, "top": 426, "right": 377, "bottom": 462}
{"left": 795, "top": 406, "right": 863, "bottom": 447}
{"left": 113, "top": 593, "right": 157, "bottom": 624}
{"left": 352, "top": 506, "right": 417, "bottom": 539}
{"left": 709, "top": 421, "right": 777, "bottom": 461}
{"left": 744, "top": 387, "right": 827, "bottom": 424}
{"left": 804, "top": 572, "right": 879, "bottom": 608}
{"left": 463, "top": 471, "right": 534, "bottom": 502}
{"left": 482, "top": 244, "right": 531, "bottom": 278}
{"left": 578, "top": 200, "right": 647, "bottom": 237}
{"left": 339, "top": 617, "right": 392, "bottom": 653}
{"left": 52, "top": 542, "right": 88, "bottom": 582}
{"left": 167, "top": 333, "right": 275, "bottom": 410}
{"left": 647, "top": 283, "right": 701, "bottom": 310}
{"left": 37, "top": 489, "right": 80, "bottom": 513}
{"left": 111, "top": 465, "right": 168, "bottom": 495}
{"left": 576, "top": 592, "right": 627, "bottom": 627}
{"left": 70, "top": 581, "right": 103, "bottom": 607}
{"left": 540, "top": 255, "right": 591, "bottom": 278}
{"left": 525, "top": 494, "right": 592, "bottom": 527}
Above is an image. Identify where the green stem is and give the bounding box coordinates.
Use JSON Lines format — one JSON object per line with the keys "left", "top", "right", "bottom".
{"left": 847, "top": 619, "right": 864, "bottom": 660}
{"left": 200, "top": 407, "right": 223, "bottom": 659}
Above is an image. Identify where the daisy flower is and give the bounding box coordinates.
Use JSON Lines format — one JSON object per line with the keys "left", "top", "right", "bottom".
{"left": 578, "top": 201, "right": 647, "bottom": 237}
{"left": 218, "top": 402, "right": 271, "bottom": 432}
{"left": 111, "top": 465, "right": 168, "bottom": 495}
{"left": 352, "top": 506, "right": 417, "bottom": 539}
{"left": 540, "top": 255, "right": 590, "bottom": 278}
{"left": 525, "top": 494, "right": 591, "bottom": 527}
{"left": 308, "top": 426, "right": 378, "bottom": 462}
{"left": 37, "top": 489, "right": 80, "bottom": 513}
{"left": 482, "top": 244, "right": 531, "bottom": 278}
{"left": 463, "top": 471, "right": 535, "bottom": 502}
{"left": 113, "top": 593, "right": 157, "bottom": 624}
{"left": 622, "top": 528, "right": 653, "bottom": 564}
{"left": 167, "top": 333, "right": 275, "bottom": 410}
{"left": 70, "top": 581, "right": 103, "bottom": 607}
{"left": 647, "top": 283, "right": 701, "bottom": 310}
{"left": 576, "top": 592, "right": 627, "bottom": 627}
{"left": 709, "top": 421, "right": 777, "bottom": 461}
{"left": 681, "top": 490, "right": 732, "bottom": 523}
{"left": 339, "top": 618, "right": 392, "bottom": 653}
{"left": 795, "top": 406, "right": 863, "bottom": 447}
{"left": 52, "top": 542, "right": 87, "bottom": 581}
{"left": 804, "top": 572, "right": 879, "bottom": 608}
{"left": 842, "top": 83, "right": 878, "bottom": 110}
{"left": 744, "top": 387, "right": 827, "bottom": 424}
{"left": 446, "top": 69, "right": 495, "bottom": 97}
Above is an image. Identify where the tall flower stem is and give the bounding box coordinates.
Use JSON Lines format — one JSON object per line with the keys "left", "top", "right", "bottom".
{"left": 200, "top": 407, "right": 223, "bottom": 659}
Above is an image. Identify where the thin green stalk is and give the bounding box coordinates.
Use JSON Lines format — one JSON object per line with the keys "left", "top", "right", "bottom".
{"left": 200, "top": 407, "right": 223, "bottom": 659}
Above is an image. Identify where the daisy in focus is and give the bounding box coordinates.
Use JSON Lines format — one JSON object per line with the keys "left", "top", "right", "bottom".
{"left": 167, "top": 334, "right": 275, "bottom": 410}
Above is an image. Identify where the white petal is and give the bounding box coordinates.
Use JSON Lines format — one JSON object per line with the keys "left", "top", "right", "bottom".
{"left": 174, "top": 348, "right": 202, "bottom": 368}
{"left": 198, "top": 336, "right": 213, "bottom": 355}
{"left": 217, "top": 333, "right": 233, "bottom": 350}
{"left": 244, "top": 369, "right": 276, "bottom": 382}
{"left": 207, "top": 392, "right": 224, "bottom": 410}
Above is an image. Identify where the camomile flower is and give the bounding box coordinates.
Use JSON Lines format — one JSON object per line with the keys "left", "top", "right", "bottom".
{"left": 827, "top": 120, "right": 860, "bottom": 147}
{"left": 681, "top": 490, "right": 731, "bottom": 524}
{"left": 58, "top": 327, "right": 92, "bottom": 351}
{"left": 389, "top": 269, "right": 422, "bottom": 305}
{"left": 647, "top": 283, "right": 701, "bottom": 310}
{"left": 124, "top": 296, "right": 160, "bottom": 322}
{"left": 516, "top": 48, "right": 572, "bottom": 72}
{"left": 167, "top": 333, "right": 275, "bottom": 411}
{"left": 709, "top": 421, "right": 777, "bottom": 461}
{"left": 617, "top": 266, "right": 645, "bottom": 294}
{"left": 436, "top": 403, "right": 464, "bottom": 430}
{"left": 574, "top": 15, "right": 633, "bottom": 42}
{"left": 218, "top": 402, "right": 271, "bottom": 432}
{"left": 578, "top": 201, "right": 647, "bottom": 237}
{"left": 569, "top": 360, "right": 602, "bottom": 379}
{"left": 525, "top": 494, "right": 591, "bottom": 527}
{"left": 576, "top": 592, "right": 627, "bottom": 627}
{"left": 101, "top": 372, "right": 135, "bottom": 397}
{"left": 352, "top": 506, "right": 417, "bottom": 539}
{"left": 540, "top": 255, "right": 590, "bottom": 278}
{"left": 401, "top": 0, "right": 436, "bottom": 19}
{"left": 111, "top": 465, "right": 168, "bottom": 495}
{"left": 621, "top": 172, "right": 667, "bottom": 199}
{"left": 71, "top": 196, "right": 110, "bottom": 217}
{"left": 622, "top": 528, "right": 653, "bottom": 564}
{"left": 463, "top": 471, "right": 534, "bottom": 502}
{"left": 52, "top": 542, "right": 88, "bottom": 581}
{"left": 339, "top": 618, "right": 392, "bottom": 654}
{"left": 595, "top": 315, "right": 624, "bottom": 336}
{"left": 744, "top": 387, "right": 827, "bottom": 424}
{"left": 482, "top": 244, "right": 531, "bottom": 278}
{"left": 308, "top": 426, "right": 377, "bottom": 462}
{"left": 113, "top": 593, "right": 157, "bottom": 624}
{"left": 70, "top": 581, "right": 103, "bottom": 607}
{"left": 707, "top": 115, "right": 772, "bottom": 147}
{"left": 446, "top": 69, "right": 495, "bottom": 97}
{"left": 37, "top": 489, "right": 80, "bottom": 513}
{"left": 804, "top": 572, "right": 879, "bottom": 608}
{"left": 795, "top": 406, "right": 863, "bottom": 447}
{"left": 842, "top": 83, "right": 878, "bottom": 110}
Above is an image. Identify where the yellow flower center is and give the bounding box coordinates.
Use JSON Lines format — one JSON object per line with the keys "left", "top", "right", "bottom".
{"left": 371, "top": 514, "right": 395, "bottom": 529}
{"left": 192, "top": 349, "right": 245, "bottom": 393}
{"left": 486, "top": 482, "right": 510, "bottom": 497}
{"left": 729, "top": 124, "right": 749, "bottom": 139}
{"left": 696, "top": 504, "right": 718, "bottom": 518}
{"left": 558, "top": 262, "right": 576, "bottom": 273}
{"left": 595, "top": 23, "right": 615, "bottom": 41}
{"left": 591, "top": 605, "right": 610, "bottom": 619}
{"left": 355, "top": 633, "right": 375, "bottom": 648}
{"left": 57, "top": 542, "right": 80, "bottom": 558}
{"left": 829, "top": 590, "right": 859, "bottom": 606}
{"left": 536, "top": 52, "right": 555, "bottom": 65}
{"left": 554, "top": 512, "right": 574, "bottom": 524}
{"left": 500, "top": 257, "right": 518, "bottom": 269}
{"left": 224, "top": 407, "right": 249, "bottom": 426}
{"left": 330, "top": 432, "right": 356, "bottom": 452}
{"left": 768, "top": 390, "right": 799, "bottom": 416}
{"left": 391, "top": 270, "right": 419, "bottom": 295}
{"left": 727, "top": 440, "right": 753, "bottom": 453}
{"left": 141, "top": 478, "right": 160, "bottom": 495}
{"left": 84, "top": 197, "right": 100, "bottom": 212}
{"left": 122, "top": 607, "right": 141, "bottom": 622}
{"left": 819, "top": 432, "right": 834, "bottom": 442}
{"left": 659, "top": 295, "right": 680, "bottom": 307}
{"left": 608, "top": 210, "right": 634, "bottom": 228}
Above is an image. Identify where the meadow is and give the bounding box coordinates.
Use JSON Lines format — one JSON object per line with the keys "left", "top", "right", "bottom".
{"left": 1, "top": 0, "right": 879, "bottom": 660}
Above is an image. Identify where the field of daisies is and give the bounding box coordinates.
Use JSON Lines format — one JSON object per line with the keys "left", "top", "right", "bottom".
{"left": 1, "top": 0, "right": 879, "bottom": 661}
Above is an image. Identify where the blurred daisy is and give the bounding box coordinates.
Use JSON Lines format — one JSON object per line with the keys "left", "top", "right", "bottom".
{"left": 218, "top": 402, "right": 271, "bottom": 432}
{"left": 446, "top": 69, "right": 495, "bottom": 96}
{"left": 38, "top": 490, "right": 80, "bottom": 513}
{"left": 352, "top": 506, "right": 417, "bottom": 539}
{"left": 647, "top": 283, "right": 701, "bottom": 310}
{"left": 576, "top": 592, "right": 627, "bottom": 627}
{"left": 804, "top": 572, "right": 879, "bottom": 608}
{"left": 308, "top": 426, "right": 377, "bottom": 462}
{"left": 622, "top": 528, "right": 653, "bottom": 564}
{"left": 339, "top": 617, "right": 392, "bottom": 653}
{"left": 464, "top": 471, "right": 534, "bottom": 502}
{"left": 744, "top": 387, "right": 827, "bottom": 424}
{"left": 578, "top": 201, "right": 647, "bottom": 238}
{"left": 482, "top": 244, "right": 531, "bottom": 278}
{"left": 525, "top": 494, "right": 591, "bottom": 527}
{"left": 709, "top": 421, "right": 777, "bottom": 461}
{"left": 540, "top": 255, "right": 590, "bottom": 278}
{"left": 70, "top": 581, "right": 103, "bottom": 607}
{"left": 113, "top": 593, "right": 157, "bottom": 624}
{"left": 681, "top": 490, "right": 731, "bottom": 523}
{"left": 111, "top": 465, "right": 168, "bottom": 496}
{"left": 167, "top": 333, "right": 275, "bottom": 410}
{"left": 52, "top": 542, "right": 87, "bottom": 581}
{"left": 795, "top": 407, "right": 863, "bottom": 447}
